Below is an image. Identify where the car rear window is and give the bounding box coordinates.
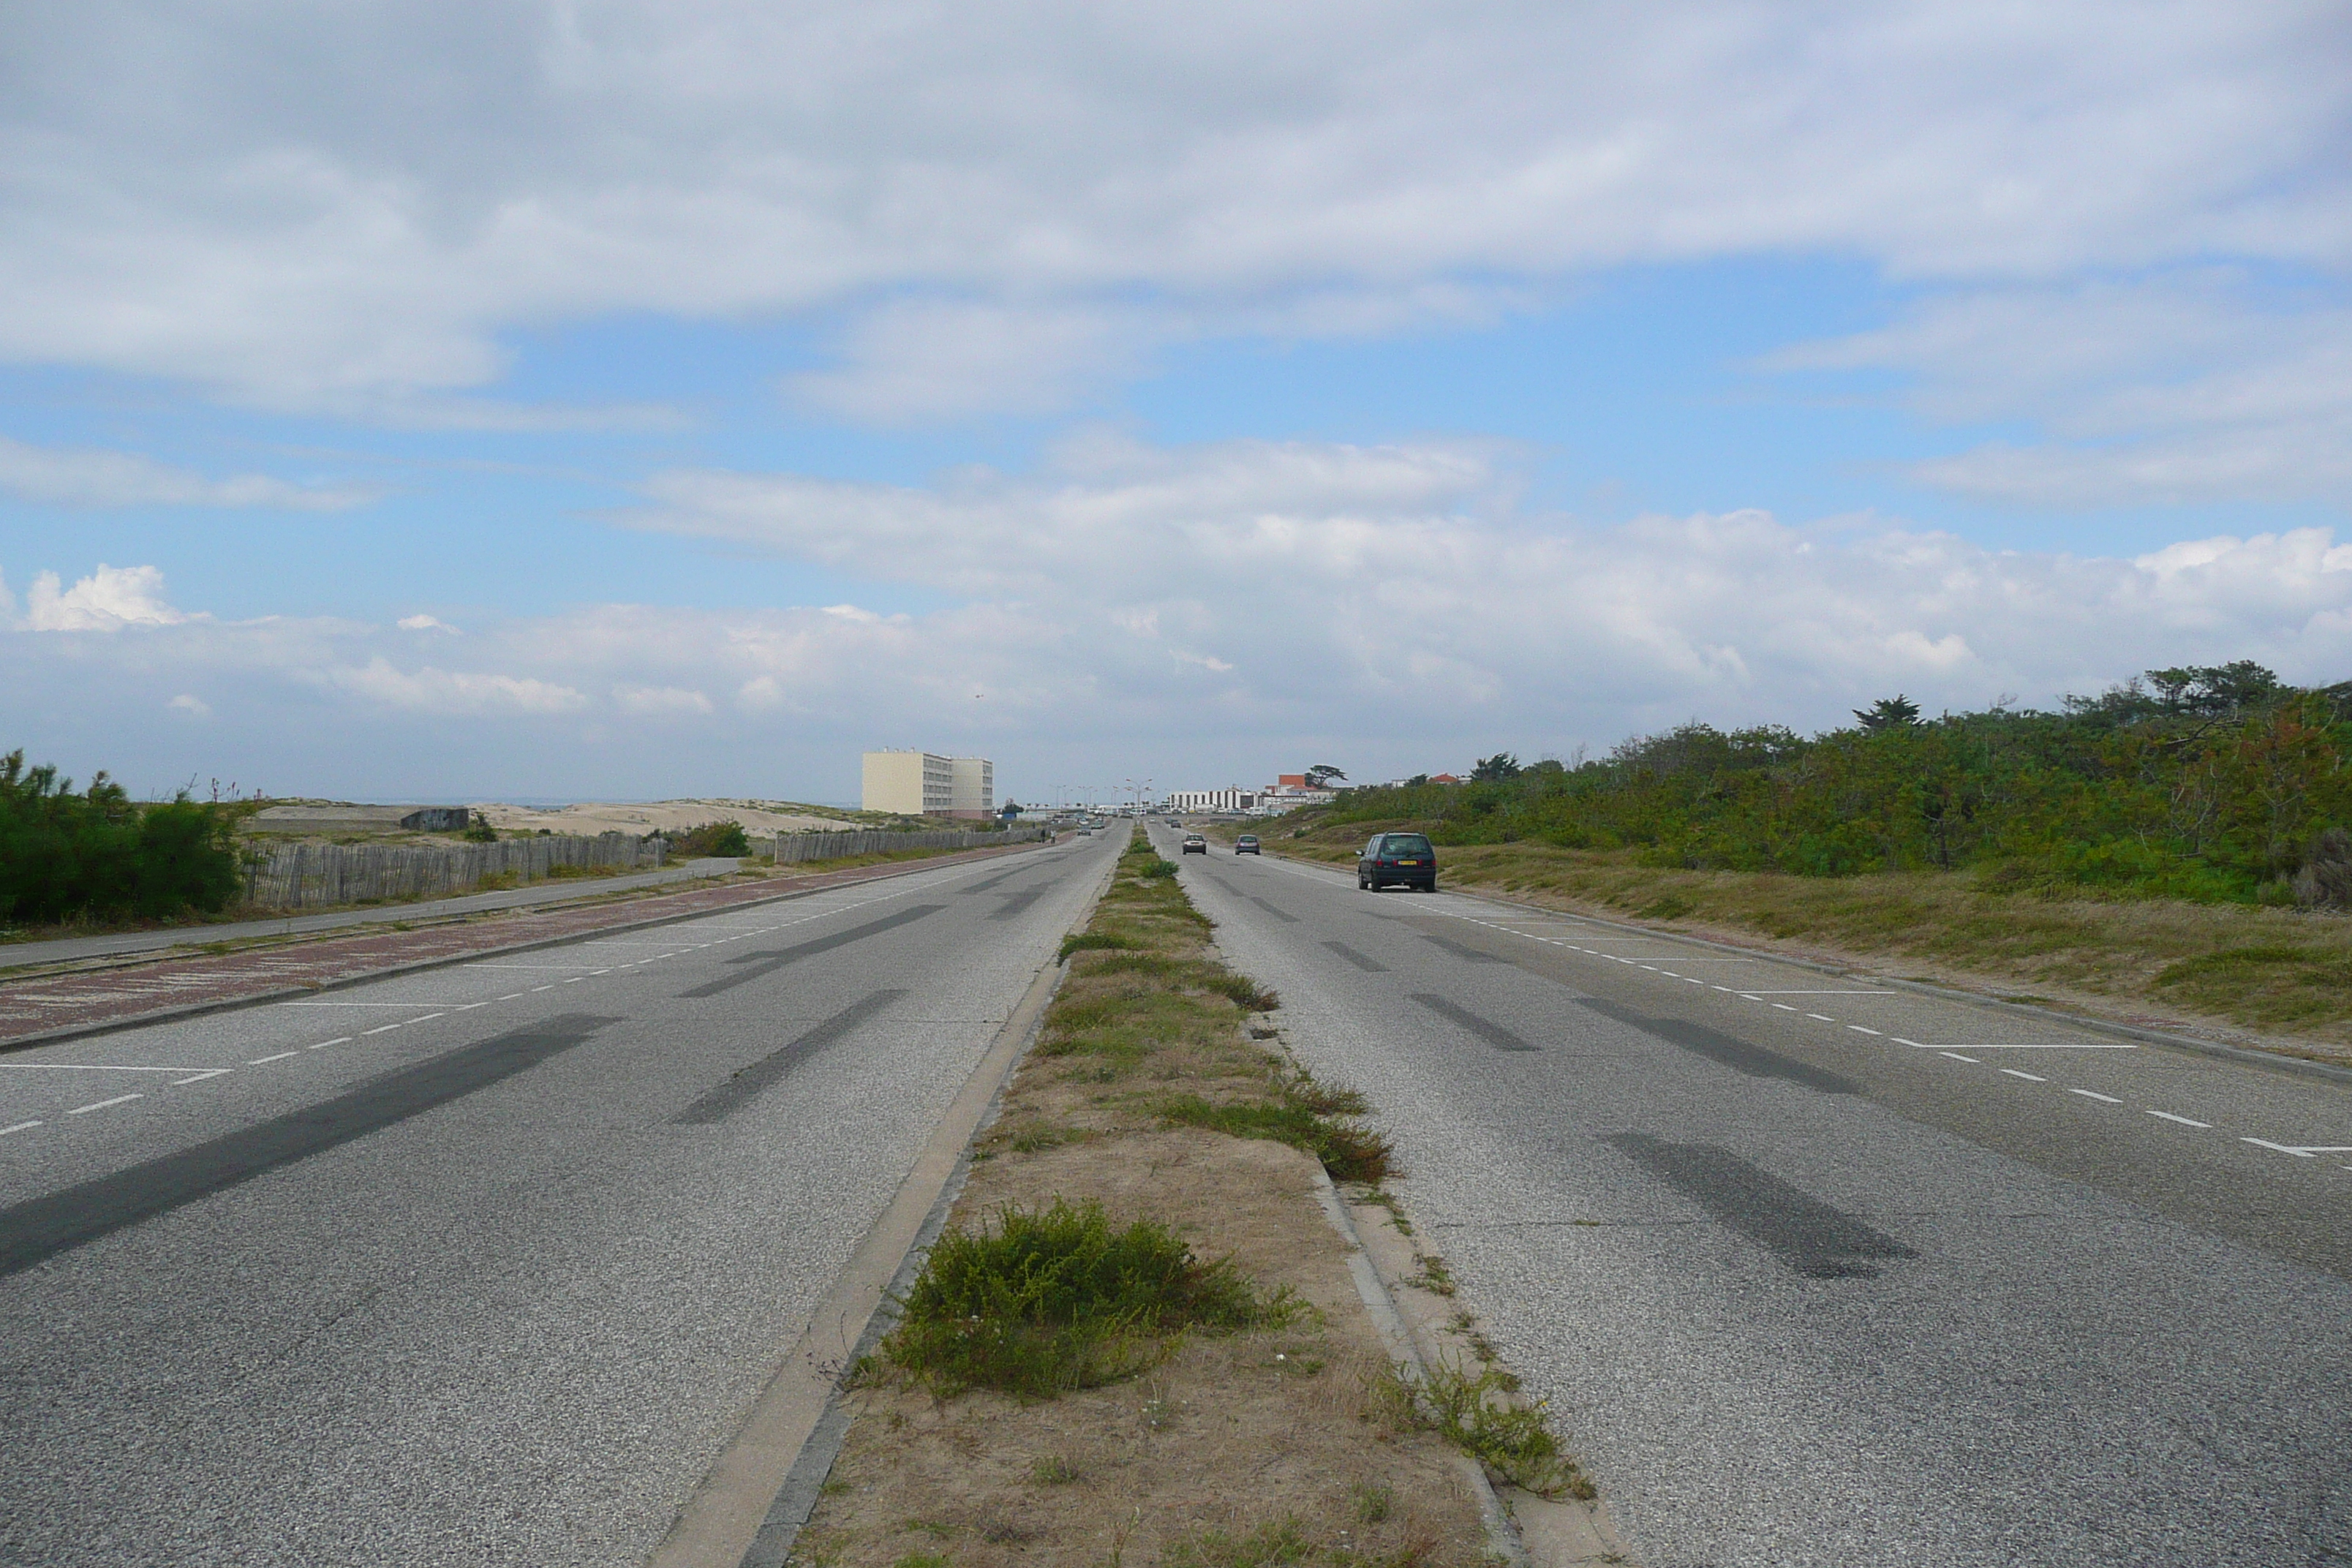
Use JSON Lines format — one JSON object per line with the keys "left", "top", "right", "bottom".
{"left": 1382, "top": 834, "right": 1433, "bottom": 855}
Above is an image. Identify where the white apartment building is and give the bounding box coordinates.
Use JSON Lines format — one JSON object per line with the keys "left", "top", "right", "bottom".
{"left": 862, "top": 750, "right": 995, "bottom": 818}
{"left": 951, "top": 756, "right": 994, "bottom": 818}
{"left": 1165, "top": 788, "right": 1256, "bottom": 813}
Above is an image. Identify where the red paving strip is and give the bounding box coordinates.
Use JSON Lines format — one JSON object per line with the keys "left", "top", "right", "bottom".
{"left": 0, "top": 841, "right": 1056, "bottom": 1052}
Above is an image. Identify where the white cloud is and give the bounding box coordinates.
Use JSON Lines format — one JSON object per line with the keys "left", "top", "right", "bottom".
{"left": 168, "top": 693, "right": 211, "bottom": 719}
{"left": 328, "top": 657, "right": 588, "bottom": 717}
{"left": 0, "top": 436, "right": 374, "bottom": 510}
{"left": 15, "top": 563, "right": 189, "bottom": 631}
{"left": 612, "top": 682, "right": 715, "bottom": 717}
{"left": 0, "top": 2, "right": 2343, "bottom": 423}
{"left": 397, "top": 614, "right": 459, "bottom": 633}
{"left": 1775, "top": 275, "right": 2352, "bottom": 506}
{"left": 9, "top": 440, "right": 2349, "bottom": 794}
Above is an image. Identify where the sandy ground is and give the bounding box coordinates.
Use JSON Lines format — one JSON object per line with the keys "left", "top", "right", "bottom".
{"left": 471, "top": 799, "right": 860, "bottom": 835}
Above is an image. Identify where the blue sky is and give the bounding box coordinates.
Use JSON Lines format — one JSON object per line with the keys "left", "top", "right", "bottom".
{"left": 4, "top": 2, "right": 2349, "bottom": 806}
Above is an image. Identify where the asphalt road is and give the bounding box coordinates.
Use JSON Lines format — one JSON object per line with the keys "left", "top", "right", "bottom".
{"left": 1155, "top": 825, "right": 2352, "bottom": 1568}
{"left": 0, "top": 831, "right": 1121, "bottom": 1567}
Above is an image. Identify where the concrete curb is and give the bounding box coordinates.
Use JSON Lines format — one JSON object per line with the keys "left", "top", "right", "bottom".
{"left": 1, "top": 840, "right": 1063, "bottom": 1059}
{"left": 1264, "top": 846, "right": 2352, "bottom": 1089}
{"left": 1308, "top": 1164, "right": 1531, "bottom": 1568}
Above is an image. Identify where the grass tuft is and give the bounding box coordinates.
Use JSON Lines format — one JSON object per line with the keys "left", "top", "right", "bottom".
{"left": 1060, "top": 930, "right": 1140, "bottom": 960}
{"left": 877, "top": 1199, "right": 1285, "bottom": 1400}
{"left": 1158, "top": 1095, "right": 1393, "bottom": 1183}
{"left": 1378, "top": 1360, "right": 1594, "bottom": 1500}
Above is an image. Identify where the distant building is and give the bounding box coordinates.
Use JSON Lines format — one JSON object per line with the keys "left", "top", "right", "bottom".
{"left": 951, "top": 756, "right": 994, "bottom": 818}
{"left": 863, "top": 750, "right": 995, "bottom": 818}
{"left": 1166, "top": 788, "right": 1257, "bottom": 813}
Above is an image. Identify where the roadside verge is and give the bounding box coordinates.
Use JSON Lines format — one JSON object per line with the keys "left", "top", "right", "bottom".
{"left": 0, "top": 836, "right": 1064, "bottom": 1055}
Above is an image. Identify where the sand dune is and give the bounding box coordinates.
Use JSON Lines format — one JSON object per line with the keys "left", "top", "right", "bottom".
{"left": 472, "top": 799, "right": 862, "bottom": 837}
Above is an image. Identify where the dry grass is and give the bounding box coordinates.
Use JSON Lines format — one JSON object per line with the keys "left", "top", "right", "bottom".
{"left": 1261, "top": 823, "right": 2352, "bottom": 1065}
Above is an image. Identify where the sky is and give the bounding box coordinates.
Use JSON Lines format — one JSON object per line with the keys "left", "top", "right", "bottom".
{"left": 4, "top": 1, "right": 2350, "bottom": 807}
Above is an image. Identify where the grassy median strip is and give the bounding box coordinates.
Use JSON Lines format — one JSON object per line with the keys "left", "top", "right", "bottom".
{"left": 799, "top": 832, "right": 1588, "bottom": 1568}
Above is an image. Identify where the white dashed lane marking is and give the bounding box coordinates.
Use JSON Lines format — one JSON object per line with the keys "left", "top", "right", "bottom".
{"left": 0, "top": 854, "right": 1055, "bottom": 1145}
{"left": 1424, "top": 901, "right": 2349, "bottom": 1177}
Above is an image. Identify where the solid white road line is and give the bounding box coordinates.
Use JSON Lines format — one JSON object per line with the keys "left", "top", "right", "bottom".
{"left": 246, "top": 1052, "right": 299, "bottom": 1064}
{"left": 2147, "top": 1111, "right": 2210, "bottom": 1128}
{"left": 0, "top": 1063, "right": 221, "bottom": 1073}
{"left": 171, "top": 1070, "right": 232, "bottom": 1085}
{"left": 2, "top": 1120, "right": 46, "bottom": 1135}
{"left": 308, "top": 1036, "right": 352, "bottom": 1049}
{"left": 2241, "top": 1139, "right": 2352, "bottom": 1157}
{"left": 363, "top": 1023, "right": 401, "bottom": 1035}
{"left": 67, "top": 1094, "right": 143, "bottom": 1114}
{"left": 1940, "top": 1052, "right": 1982, "bottom": 1063}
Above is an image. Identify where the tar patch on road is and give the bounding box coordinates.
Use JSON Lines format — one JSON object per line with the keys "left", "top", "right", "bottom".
{"left": 1246, "top": 895, "right": 1302, "bottom": 924}
{"left": 957, "top": 868, "right": 1028, "bottom": 894}
{"left": 1420, "top": 932, "right": 1508, "bottom": 964}
{"left": 680, "top": 905, "right": 943, "bottom": 998}
{"left": 1575, "top": 997, "right": 1858, "bottom": 1094}
{"left": 1323, "top": 941, "right": 1388, "bottom": 972}
{"left": 990, "top": 887, "right": 1049, "bottom": 921}
{"left": 0, "top": 1014, "right": 618, "bottom": 1278}
{"left": 672, "top": 990, "right": 907, "bottom": 1123}
{"left": 1412, "top": 992, "right": 1540, "bottom": 1052}
{"left": 1606, "top": 1134, "right": 1917, "bottom": 1279}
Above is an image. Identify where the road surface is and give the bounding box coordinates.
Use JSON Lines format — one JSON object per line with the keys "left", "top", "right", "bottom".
{"left": 1157, "top": 824, "right": 2352, "bottom": 1568}
{"left": 0, "top": 832, "right": 1120, "bottom": 1567}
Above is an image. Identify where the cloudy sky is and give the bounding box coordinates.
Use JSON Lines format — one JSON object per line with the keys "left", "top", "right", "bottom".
{"left": 4, "top": 1, "right": 2350, "bottom": 805}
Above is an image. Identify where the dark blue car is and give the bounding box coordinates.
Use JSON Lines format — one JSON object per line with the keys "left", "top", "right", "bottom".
{"left": 1357, "top": 832, "right": 1437, "bottom": 892}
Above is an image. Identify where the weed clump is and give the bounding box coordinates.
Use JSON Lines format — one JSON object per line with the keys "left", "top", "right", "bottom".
{"left": 1374, "top": 1360, "right": 1593, "bottom": 1500}
{"left": 1159, "top": 1096, "right": 1393, "bottom": 1183}
{"left": 876, "top": 1200, "right": 1286, "bottom": 1400}
{"left": 1060, "top": 930, "right": 1140, "bottom": 960}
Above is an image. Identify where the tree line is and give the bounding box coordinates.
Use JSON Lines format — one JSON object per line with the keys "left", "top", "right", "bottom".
{"left": 1319, "top": 663, "right": 2352, "bottom": 906}
{"left": 0, "top": 751, "right": 241, "bottom": 926}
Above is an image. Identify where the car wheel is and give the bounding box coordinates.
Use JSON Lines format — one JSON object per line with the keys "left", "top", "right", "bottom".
{"left": 1357, "top": 875, "right": 1369, "bottom": 889}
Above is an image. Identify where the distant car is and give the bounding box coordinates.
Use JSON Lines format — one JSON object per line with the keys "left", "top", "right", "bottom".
{"left": 1357, "top": 832, "right": 1437, "bottom": 891}
{"left": 1181, "top": 834, "right": 1207, "bottom": 855}
{"left": 1235, "top": 834, "right": 1260, "bottom": 854}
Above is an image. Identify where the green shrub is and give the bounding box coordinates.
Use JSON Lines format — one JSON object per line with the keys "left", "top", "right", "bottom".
{"left": 877, "top": 1200, "right": 1278, "bottom": 1399}
{"left": 1298, "top": 663, "right": 2352, "bottom": 904}
{"left": 670, "top": 819, "right": 753, "bottom": 857}
{"left": 0, "top": 751, "right": 238, "bottom": 924}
